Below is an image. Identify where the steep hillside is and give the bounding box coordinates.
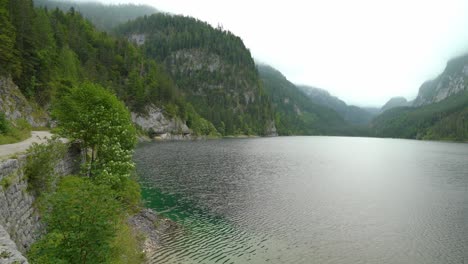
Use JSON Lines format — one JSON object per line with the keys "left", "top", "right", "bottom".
{"left": 371, "top": 91, "right": 468, "bottom": 140}
{"left": 117, "top": 14, "right": 275, "bottom": 136}
{"left": 298, "top": 86, "right": 376, "bottom": 125}
{"left": 413, "top": 54, "right": 468, "bottom": 106}
{"left": 258, "top": 65, "right": 360, "bottom": 135}
{"left": 1, "top": 0, "right": 217, "bottom": 137}
{"left": 380, "top": 97, "right": 410, "bottom": 113}
{"left": 34, "top": 0, "right": 158, "bottom": 31}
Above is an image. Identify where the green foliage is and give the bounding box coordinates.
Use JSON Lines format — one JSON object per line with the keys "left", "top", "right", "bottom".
{"left": 372, "top": 91, "right": 468, "bottom": 141}
{"left": 186, "top": 104, "right": 219, "bottom": 136}
{"left": 110, "top": 219, "right": 146, "bottom": 264}
{"left": 24, "top": 138, "right": 67, "bottom": 196}
{"left": 52, "top": 82, "right": 136, "bottom": 188}
{"left": 28, "top": 176, "right": 121, "bottom": 264}
{"left": 0, "top": 173, "right": 14, "bottom": 190}
{"left": 0, "top": 112, "right": 9, "bottom": 134}
{"left": 0, "top": 0, "right": 20, "bottom": 76}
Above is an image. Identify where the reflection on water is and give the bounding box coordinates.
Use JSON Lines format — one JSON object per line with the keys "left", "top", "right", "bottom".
{"left": 134, "top": 136, "right": 468, "bottom": 264}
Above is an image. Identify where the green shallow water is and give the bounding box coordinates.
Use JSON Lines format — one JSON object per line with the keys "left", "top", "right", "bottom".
{"left": 135, "top": 136, "right": 468, "bottom": 264}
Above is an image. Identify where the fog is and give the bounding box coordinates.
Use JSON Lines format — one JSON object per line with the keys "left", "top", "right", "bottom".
{"left": 72, "top": 0, "right": 468, "bottom": 106}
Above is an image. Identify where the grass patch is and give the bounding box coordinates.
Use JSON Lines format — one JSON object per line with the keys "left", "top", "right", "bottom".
{"left": 0, "top": 116, "right": 31, "bottom": 145}
{"left": 0, "top": 173, "right": 16, "bottom": 190}
{"left": 111, "top": 220, "right": 146, "bottom": 264}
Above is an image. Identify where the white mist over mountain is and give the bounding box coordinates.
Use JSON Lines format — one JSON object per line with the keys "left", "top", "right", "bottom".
{"left": 72, "top": 0, "right": 468, "bottom": 106}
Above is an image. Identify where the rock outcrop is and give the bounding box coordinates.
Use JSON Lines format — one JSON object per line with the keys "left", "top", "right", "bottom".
{"left": 0, "top": 77, "right": 49, "bottom": 127}
{"left": 132, "top": 106, "right": 192, "bottom": 140}
{"left": 0, "top": 225, "right": 28, "bottom": 264}
{"left": 128, "top": 208, "right": 179, "bottom": 260}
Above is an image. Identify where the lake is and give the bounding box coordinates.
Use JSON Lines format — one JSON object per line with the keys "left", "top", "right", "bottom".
{"left": 134, "top": 136, "right": 468, "bottom": 264}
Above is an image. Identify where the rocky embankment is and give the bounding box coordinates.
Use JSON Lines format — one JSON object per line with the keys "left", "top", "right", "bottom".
{"left": 0, "top": 77, "right": 49, "bottom": 127}
{"left": 129, "top": 208, "right": 178, "bottom": 259}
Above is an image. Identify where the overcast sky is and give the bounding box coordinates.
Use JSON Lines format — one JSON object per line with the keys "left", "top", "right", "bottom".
{"left": 77, "top": 0, "right": 468, "bottom": 106}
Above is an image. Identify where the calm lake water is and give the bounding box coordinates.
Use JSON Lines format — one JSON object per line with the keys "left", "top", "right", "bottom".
{"left": 134, "top": 136, "right": 468, "bottom": 264}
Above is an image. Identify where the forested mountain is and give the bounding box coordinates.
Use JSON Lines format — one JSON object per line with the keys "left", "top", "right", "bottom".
{"left": 0, "top": 0, "right": 217, "bottom": 136}
{"left": 117, "top": 14, "right": 276, "bottom": 135}
{"left": 34, "top": 0, "right": 157, "bottom": 32}
{"left": 257, "top": 65, "right": 362, "bottom": 135}
{"left": 298, "top": 86, "right": 376, "bottom": 125}
{"left": 371, "top": 91, "right": 468, "bottom": 140}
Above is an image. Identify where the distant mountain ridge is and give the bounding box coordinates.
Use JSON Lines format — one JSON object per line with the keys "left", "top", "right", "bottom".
{"left": 297, "top": 86, "right": 377, "bottom": 125}
{"left": 380, "top": 97, "right": 410, "bottom": 113}
{"left": 257, "top": 64, "right": 355, "bottom": 135}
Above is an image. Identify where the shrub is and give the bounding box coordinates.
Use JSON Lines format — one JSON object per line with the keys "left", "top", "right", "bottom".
{"left": 28, "top": 177, "right": 121, "bottom": 264}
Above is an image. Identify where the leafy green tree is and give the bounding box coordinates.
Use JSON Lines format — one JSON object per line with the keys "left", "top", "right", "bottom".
{"left": 52, "top": 82, "right": 136, "bottom": 188}
{"left": 28, "top": 176, "right": 121, "bottom": 264}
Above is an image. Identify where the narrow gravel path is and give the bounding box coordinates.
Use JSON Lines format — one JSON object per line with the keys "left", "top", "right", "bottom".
{"left": 0, "top": 131, "right": 53, "bottom": 159}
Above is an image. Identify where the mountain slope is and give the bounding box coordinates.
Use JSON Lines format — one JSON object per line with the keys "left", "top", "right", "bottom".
{"left": 372, "top": 52, "right": 468, "bottom": 141}
{"left": 298, "top": 86, "right": 376, "bottom": 125}
{"left": 117, "top": 14, "right": 275, "bottom": 135}
{"left": 380, "top": 97, "right": 410, "bottom": 113}
{"left": 258, "top": 65, "right": 359, "bottom": 135}
{"left": 371, "top": 91, "right": 468, "bottom": 140}
{"left": 2, "top": 1, "right": 218, "bottom": 137}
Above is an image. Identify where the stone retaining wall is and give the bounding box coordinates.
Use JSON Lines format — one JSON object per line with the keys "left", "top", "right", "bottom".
{"left": 0, "top": 144, "right": 81, "bottom": 261}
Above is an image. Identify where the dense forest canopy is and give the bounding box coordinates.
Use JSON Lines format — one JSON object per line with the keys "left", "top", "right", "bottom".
{"left": 34, "top": 0, "right": 158, "bottom": 31}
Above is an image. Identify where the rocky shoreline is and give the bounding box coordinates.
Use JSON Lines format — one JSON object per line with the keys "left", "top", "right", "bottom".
{"left": 129, "top": 208, "right": 179, "bottom": 262}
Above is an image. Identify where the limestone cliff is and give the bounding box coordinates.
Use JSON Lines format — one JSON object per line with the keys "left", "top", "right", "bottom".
{"left": 413, "top": 54, "right": 468, "bottom": 106}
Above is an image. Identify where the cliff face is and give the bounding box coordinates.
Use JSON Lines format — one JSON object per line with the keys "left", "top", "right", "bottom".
{"left": 0, "top": 77, "right": 49, "bottom": 127}
{"left": 413, "top": 54, "right": 468, "bottom": 106}
{"left": 131, "top": 105, "right": 192, "bottom": 140}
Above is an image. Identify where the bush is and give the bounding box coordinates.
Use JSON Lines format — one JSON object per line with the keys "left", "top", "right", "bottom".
{"left": 28, "top": 177, "right": 122, "bottom": 264}
{"left": 24, "top": 138, "right": 67, "bottom": 197}
{"left": 0, "top": 113, "right": 10, "bottom": 134}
